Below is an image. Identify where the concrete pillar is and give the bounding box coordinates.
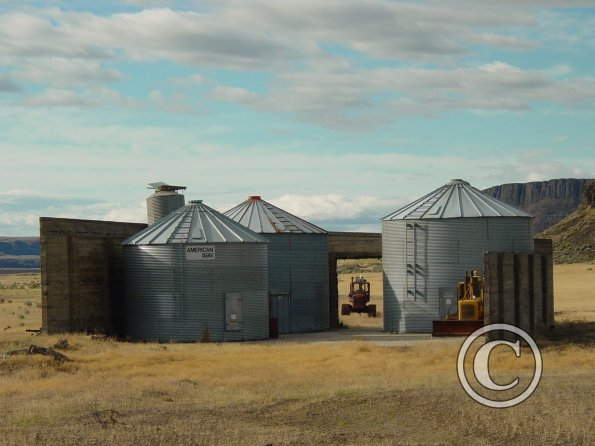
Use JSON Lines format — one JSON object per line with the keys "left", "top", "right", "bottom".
{"left": 502, "top": 253, "right": 515, "bottom": 325}
{"left": 483, "top": 252, "right": 500, "bottom": 326}
{"left": 517, "top": 253, "right": 531, "bottom": 333}
{"left": 545, "top": 253, "right": 555, "bottom": 329}
{"left": 532, "top": 255, "right": 544, "bottom": 330}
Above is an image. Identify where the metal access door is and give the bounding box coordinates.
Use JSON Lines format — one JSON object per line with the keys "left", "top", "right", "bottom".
{"left": 439, "top": 286, "right": 456, "bottom": 319}
{"left": 225, "top": 292, "right": 243, "bottom": 331}
{"left": 270, "top": 293, "right": 291, "bottom": 334}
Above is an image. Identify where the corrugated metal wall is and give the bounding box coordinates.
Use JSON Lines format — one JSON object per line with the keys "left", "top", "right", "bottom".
{"left": 146, "top": 193, "right": 185, "bottom": 224}
{"left": 265, "top": 234, "right": 329, "bottom": 333}
{"left": 383, "top": 217, "right": 534, "bottom": 333}
{"left": 123, "top": 243, "right": 268, "bottom": 342}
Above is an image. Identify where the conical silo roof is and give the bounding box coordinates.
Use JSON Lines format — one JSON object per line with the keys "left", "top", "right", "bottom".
{"left": 383, "top": 179, "right": 532, "bottom": 220}
{"left": 123, "top": 200, "right": 268, "bottom": 245}
{"left": 224, "top": 196, "right": 327, "bottom": 234}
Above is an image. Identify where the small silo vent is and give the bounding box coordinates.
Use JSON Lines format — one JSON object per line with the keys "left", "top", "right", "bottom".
{"left": 146, "top": 182, "right": 187, "bottom": 224}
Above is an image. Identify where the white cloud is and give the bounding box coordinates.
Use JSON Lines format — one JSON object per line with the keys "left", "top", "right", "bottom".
{"left": 0, "top": 3, "right": 593, "bottom": 126}
{"left": 149, "top": 90, "right": 163, "bottom": 102}
{"left": 0, "top": 191, "right": 147, "bottom": 236}
{"left": 15, "top": 58, "right": 122, "bottom": 87}
{"left": 1, "top": 135, "right": 593, "bottom": 235}
{"left": 0, "top": 2, "right": 562, "bottom": 70}
{"left": 474, "top": 33, "right": 539, "bottom": 50}
{"left": 98, "top": 202, "right": 147, "bottom": 223}
{"left": 0, "top": 74, "right": 22, "bottom": 92}
{"left": 212, "top": 86, "right": 258, "bottom": 103}
{"left": 171, "top": 73, "right": 206, "bottom": 87}
{"left": 149, "top": 89, "right": 194, "bottom": 113}
{"left": 21, "top": 89, "right": 100, "bottom": 107}
{"left": 215, "top": 59, "right": 595, "bottom": 129}
{"left": 20, "top": 87, "right": 140, "bottom": 109}
{"left": 269, "top": 194, "right": 395, "bottom": 225}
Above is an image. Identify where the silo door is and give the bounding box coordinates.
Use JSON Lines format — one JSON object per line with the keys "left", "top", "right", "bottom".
{"left": 270, "top": 294, "right": 291, "bottom": 334}
{"left": 225, "top": 293, "right": 243, "bottom": 331}
{"left": 439, "top": 287, "right": 456, "bottom": 319}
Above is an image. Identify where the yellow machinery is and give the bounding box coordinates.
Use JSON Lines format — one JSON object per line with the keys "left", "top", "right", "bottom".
{"left": 456, "top": 270, "right": 484, "bottom": 321}
{"left": 433, "top": 270, "right": 485, "bottom": 336}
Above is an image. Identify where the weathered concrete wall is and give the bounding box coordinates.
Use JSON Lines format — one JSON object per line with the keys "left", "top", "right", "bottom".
{"left": 483, "top": 240, "right": 554, "bottom": 339}
{"left": 41, "top": 222, "right": 382, "bottom": 334}
{"left": 327, "top": 232, "right": 382, "bottom": 259}
{"left": 42, "top": 221, "right": 554, "bottom": 336}
{"left": 40, "top": 217, "right": 147, "bottom": 334}
{"left": 534, "top": 238, "right": 553, "bottom": 256}
{"left": 327, "top": 232, "right": 382, "bottom": 327}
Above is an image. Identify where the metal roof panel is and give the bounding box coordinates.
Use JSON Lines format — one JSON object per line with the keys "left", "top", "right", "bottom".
{"left": 383, "top": 179, "right": 532, "bottom": 220}
{"left": 224, "top": 196, "right": 327, "bottom": 234}
{"left": 123, "top": 200, "right": 268, "bottom": 245}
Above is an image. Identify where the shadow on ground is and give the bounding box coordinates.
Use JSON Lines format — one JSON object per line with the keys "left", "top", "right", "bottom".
{"left": 540, "top": 320, "right": 595, "bottom": 347}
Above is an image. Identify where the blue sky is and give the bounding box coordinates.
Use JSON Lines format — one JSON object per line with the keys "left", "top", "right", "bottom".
{"left": 0, "top": 0, "right": 594, "bottom": 236}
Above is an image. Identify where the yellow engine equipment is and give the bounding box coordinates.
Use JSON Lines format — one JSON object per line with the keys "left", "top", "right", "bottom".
{"left": 456, "top": 270, "right": 484, "bottom": 321}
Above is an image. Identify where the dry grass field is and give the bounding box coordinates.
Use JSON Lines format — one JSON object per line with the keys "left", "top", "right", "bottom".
{"left": 0, "top": 265, "right": 593, "bottom": 446}
{"left": 552, "top": 264, "right": 595, "bottom": 321}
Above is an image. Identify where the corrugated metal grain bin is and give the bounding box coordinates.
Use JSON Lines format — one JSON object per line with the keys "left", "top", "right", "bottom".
{"left": 382, "top": 179, "right": 534, "bottom": 333}
{"left": 225, "top": 196, "right": 329, "bottom": 333}
{"left": 146, "top": 182, "right": 186, "bottom": 224}
{"left": 122, "top": 200, "right": 269, "bottom": 342}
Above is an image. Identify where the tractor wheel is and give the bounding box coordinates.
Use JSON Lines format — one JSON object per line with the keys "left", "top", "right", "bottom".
{"left": 368, "top": 304, "right": 377, "bottom": 318}
{"left": 341, "top": 304, "right": 351, "bottom": 316}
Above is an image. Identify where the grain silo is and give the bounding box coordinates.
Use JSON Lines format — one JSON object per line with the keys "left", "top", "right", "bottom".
{"left": 122, "top": 200, "right": 269, "bottom": 342}
{"left": 146, "top": 182, "right": 186, "bottom": 224}
{"left": 225, "top": 196, "right": 329, "bottom": 333}
{"left": 382, "top": 179, "right": 534, "bottom": 333}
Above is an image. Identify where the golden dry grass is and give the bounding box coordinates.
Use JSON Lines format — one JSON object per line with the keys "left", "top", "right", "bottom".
{"left": 0, "top": 266, "right": 593, "bottom": 445}
{"left": 553, "top": 264, "right": 595, "bottom": 321}
{"left": 0, "top": 273, "right": 42, "bottom": 337}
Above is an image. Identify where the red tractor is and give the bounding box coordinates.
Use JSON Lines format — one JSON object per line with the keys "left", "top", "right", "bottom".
{"left": 341, "top": 275, "right": 376, "bottom": 317}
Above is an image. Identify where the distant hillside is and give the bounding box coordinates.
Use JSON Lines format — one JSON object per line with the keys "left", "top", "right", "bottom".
{"left": 0, "top": 237, "right": 40, "bottom": 269}
{"left": 0, "top": 237, "right": 40, "bottom": 256}
{"left": 539, "top": 180, "right": 595, "bottom": 264}
{"left": 483, "top": 178, "right": 589, "bottom": 232}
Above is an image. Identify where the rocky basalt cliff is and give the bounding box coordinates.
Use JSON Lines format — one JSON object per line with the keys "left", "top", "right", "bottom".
{"left": 539, "top": 180, "right": 595, "bottom": 264}
{"left": 483, "top": 178, "right": 589, "bottom": 232}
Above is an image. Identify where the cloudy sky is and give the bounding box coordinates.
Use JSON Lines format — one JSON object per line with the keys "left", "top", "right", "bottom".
{"left": 1, "top": 1, "right": 594, "bottom": 236}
